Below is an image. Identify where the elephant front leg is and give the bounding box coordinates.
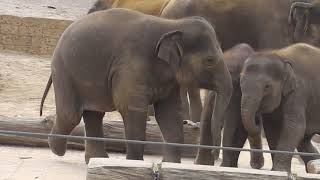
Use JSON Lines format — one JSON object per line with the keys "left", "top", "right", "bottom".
{"left": 121, "top": 105, "right": 148, "bottom": 160}
{"left": 195, "top": 92, "right": 215, "bottom": 165}
{"left": 154, "top": 88, "right": 184, "bottom": 163}
{"left": 272, "top": 110, "right": 306, "bottom": 172}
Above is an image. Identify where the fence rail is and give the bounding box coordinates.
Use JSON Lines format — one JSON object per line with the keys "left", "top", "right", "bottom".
{"left": 0, "top": 129, "right": 319, "bottom": 157}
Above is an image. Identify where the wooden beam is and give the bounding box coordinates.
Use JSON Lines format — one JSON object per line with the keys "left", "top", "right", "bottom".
{"left": 160, "top": 162, "right": 289, "bottom": 180}
{"left": 0, "top": 115, "right": 199, "bottom": 157}
{"left": 87, "top": 158, "right": 154, "bottom": 180}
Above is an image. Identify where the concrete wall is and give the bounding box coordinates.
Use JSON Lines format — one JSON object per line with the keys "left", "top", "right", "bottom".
{"left": 0, "top": 15, "right": 72, "bottom": 55}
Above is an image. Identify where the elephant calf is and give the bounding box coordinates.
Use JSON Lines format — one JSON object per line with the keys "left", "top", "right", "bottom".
{"left": 240, "top": 43, "right": 320, "bottom": 172}
{"left": 195, "top": 44, "right": 264, "bottom": 169}
{"left": 40, "top": 9, "right": 232, "bottom": 164}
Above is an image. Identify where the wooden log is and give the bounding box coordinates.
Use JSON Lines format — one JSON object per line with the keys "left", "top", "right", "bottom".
{"left": 0, "top": 115, "right": 199, "bottom": 157}
{"left": 160, "top": 162, "right": 289, "bottom": 180}
{"left": 87, "top": 158, "right": 154, "bottom": 180}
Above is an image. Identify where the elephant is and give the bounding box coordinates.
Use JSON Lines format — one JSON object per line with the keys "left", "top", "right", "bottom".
{"left": 198, "top": 43, "right": 264, "bottom": 169}
{"left": 88, "top": 0, "right": 202, "bottom": 122}
{"left": 240, "top": 43, "right": 320, "bottom": 172}
{"left": 88, "top": 0, "right": 170, "bottom": 15}
{"left": 160, "top": 0, "right": 320, "bottom": 165}
{"left": 39, "top": 8, "right": 232, "bottom": 164}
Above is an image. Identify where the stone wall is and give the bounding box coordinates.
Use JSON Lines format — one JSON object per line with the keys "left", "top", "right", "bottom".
{"left": 0, "top": 15, "right": 72, "bottom": 55}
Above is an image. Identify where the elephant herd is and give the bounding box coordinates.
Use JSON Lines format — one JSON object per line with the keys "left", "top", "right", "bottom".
{"left": 39, "top": 0, "right": 320, "bottom": 173}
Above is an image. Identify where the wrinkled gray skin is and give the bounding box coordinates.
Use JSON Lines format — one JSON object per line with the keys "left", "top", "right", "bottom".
{"left": 201, "top": 44, "right": 264, "bottom": 168}
{"left": 160, "top": 0, "right": 320, "bottom": 165}
{"left": 40, "top": 9, "right": 232, "bottom": 164}
{"left": 240, "top": 43, "right": 320, "bottom": 172}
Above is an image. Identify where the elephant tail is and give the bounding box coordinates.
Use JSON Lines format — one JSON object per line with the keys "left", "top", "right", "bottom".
{"left": 40, "top": 74, "right": 52, "bottom": 116}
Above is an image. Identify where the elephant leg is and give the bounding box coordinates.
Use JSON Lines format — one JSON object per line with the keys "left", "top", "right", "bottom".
{"left": 49, "top": 75, "right": 82, "bottom": 156}
{"left": 188, "top": 88, "right": 202, "bottom": 123}
{"left": 195, "top": 92, "right": 215, "bottom": 165}
{"left": 121, "top": 108, "right": 148, "bottom": 160}
{"left": 271, "top": 110, "right": 305, "bottom": 172}
{"left": 221, "top": 115, "right": 247, "bottom": 168}
{"left": 49, "top": 112, "right": 81, "bottom": 156}
{"left": 83, "top": 110, "right": 108, "bottom": 164}
{"left": 180, "top": 87, "right": 190, "bottom": 120}
{"left": 297, "top": 136, "right": 320, "bottom": 172}
{"left": 262, "top": 113, "right": 282, "bottom": 163}
{"left": 154, "top": 88, "right": 183, "bottom": 163}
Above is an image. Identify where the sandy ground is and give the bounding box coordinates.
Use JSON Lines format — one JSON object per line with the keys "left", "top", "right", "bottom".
{"left": 0, "top": 0, "right": 95, "bottom": 20}
{"left": 0, "top": 51, "right": 308, "bottom": 180}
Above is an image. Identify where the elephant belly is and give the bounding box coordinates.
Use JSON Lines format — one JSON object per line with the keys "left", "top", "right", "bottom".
{"left": 78, "top": 84, "right": 116, "bottom": 112}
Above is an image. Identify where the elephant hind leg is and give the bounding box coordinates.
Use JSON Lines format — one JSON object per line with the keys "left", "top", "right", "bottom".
{"left": 49, "top": 73, "right": 82, "bottom": 157}
{"left": 49, "top": 111, "right": 82, "bottom": 156}
{"left": 297, "top": 136, "right": 320, "bottom": 172}
{"left": 83, "top": 110, "right": 108, "bottom": 164}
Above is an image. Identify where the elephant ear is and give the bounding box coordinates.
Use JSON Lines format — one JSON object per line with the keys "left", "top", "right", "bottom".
{"left": 155, "top": 31, "right": 183, "bottom": 70}
{"left": 282, "top": 60, "right": 296, "bottom": 97}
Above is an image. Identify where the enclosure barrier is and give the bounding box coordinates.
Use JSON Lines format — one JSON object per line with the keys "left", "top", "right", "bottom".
{"left": 1, "top": 129, "right": 320, "bottom": 179}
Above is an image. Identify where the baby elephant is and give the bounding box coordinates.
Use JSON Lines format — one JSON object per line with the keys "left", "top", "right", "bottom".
{"left": 40, "top": 9, "right": 232, "bottom": 164}
{"left": 195, "top": 44, "right": 264, "bottom": 169}
{"left": 240, "top": 43, "right": 320, "bottom": 172}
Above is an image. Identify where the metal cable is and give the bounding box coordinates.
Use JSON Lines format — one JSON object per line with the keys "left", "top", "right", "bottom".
{"left": 0, "top": 129, "right": 319, "bottom": 157}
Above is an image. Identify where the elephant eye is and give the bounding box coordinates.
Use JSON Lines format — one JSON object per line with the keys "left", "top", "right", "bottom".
{"left": 265, "top": 84, "right": 271, "bottom": 90}
{"left": 205, "top": 57, "right": 217, "bottom": 66}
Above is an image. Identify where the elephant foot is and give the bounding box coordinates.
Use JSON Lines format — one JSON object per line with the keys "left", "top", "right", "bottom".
{"left": 250, "top": 154, "right": 264, "bottom": 169}
{"left": 271, "top": 163, "right": 291, "bottom": 172}
{"left": 48, "top": 136, "right": 67, "bottom": 156}
{"left": 85, "top": 152, "right": 109, "bottom": 164}
{"left": 195, "top": 150, "right": 215, "bottom": 165}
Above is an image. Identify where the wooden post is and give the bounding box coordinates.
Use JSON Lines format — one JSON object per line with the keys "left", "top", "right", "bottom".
{"left": 87, "top": 158, "right": 155, "bottom": 180}
{"left": 0, "top": 115, "right": 199, "bottom": 157}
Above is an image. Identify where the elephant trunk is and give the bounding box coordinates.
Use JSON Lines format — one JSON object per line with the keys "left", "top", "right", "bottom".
{"left": 211, "top": 60, "right": 233, "bottom": 157}
{"left": 293, "top": 8, "right": 310, "bottom": 42}
{"left": 241, "top": 94, "right": 262, "bottom": 136}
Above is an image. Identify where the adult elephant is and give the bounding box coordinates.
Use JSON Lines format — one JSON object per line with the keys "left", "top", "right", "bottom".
{"left": 40, "top": 9, "right": 232, "bottom": 164}
{"left": 240, "top": 43, "right": 320, "bottom": 172}
{"left": 160, "top": 0, "right": 320, "bottom": 165}
{"left": 88, "top": 0, "right": 170, "bottom": 15}
{"left": 201, "top": 44, "right": 265, "bottom": 168}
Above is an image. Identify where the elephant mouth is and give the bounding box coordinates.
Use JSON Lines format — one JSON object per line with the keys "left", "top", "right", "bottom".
{"left": 259, "top": 104, "right": 274, "bottom": 114}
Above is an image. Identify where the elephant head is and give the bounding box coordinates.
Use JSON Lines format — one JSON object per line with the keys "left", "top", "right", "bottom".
{"left": 288, "top": 0, "right": 320, "bottom": 44}
{"left": 240, "top": 53, "right": 296, "bottom": 136}
{"left": 155, "top": 17, "right": 233, "bottom": 147}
